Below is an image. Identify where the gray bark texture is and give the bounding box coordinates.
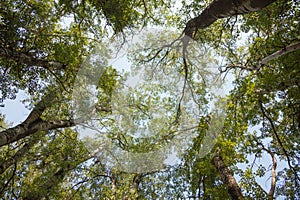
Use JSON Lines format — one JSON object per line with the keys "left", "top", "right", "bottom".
{"left": 0, "top": 91, "right": 75, "bottom": 147}
{"left": 184, "top": 0, "right": 276, "bottom": 38}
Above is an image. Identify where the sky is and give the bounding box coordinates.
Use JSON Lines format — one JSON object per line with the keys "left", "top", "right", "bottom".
{"left": 0, "top": 90, "right": 30, "bottom": 127}
{"left": 0, "top": 48, "right": 284, "bottom": 196}
{"left": 0, "top": 8, "right": 288, "bottom": 198}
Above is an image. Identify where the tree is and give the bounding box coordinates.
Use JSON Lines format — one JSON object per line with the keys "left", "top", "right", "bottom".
{"left": 0, "top": 0, "right": 299, "bottom": 199}
{"left": 183, "top": 0, "right": 277, "bottom": 38}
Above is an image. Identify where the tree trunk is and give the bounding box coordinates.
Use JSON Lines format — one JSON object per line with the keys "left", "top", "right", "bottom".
{"left": 0, "top": 90, "right": 78, "bottom": 147}
{"left": 184, "top": 0, "right": 276, "bottom": 38}
{"left": 267, "top": 152, "right": 277, "bottom": 200}
{"left": 0, "top": 47, "right": 66, "bottom": 70}
{"left": 212, "top": 151, "right": 244, "bottom": 200}
{"left": 0, "top": 118, "right": 75, "bottom": 147}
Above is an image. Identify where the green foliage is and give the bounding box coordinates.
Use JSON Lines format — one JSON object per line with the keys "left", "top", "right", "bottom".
{"left": 0, "top": 0, "right": 299, "bottom": 199}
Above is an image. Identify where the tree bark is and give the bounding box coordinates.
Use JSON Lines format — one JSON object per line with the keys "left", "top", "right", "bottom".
{"left": 0, "top": 118, "right": 75, "bottom": 147}
{"left": 0, "top": 91, "right": 76, "bottom": 147}
{"left": 184, "top": 0, "right": 276, "bottom": 38}
{"left": 0, "top": 48, "right": 66, "bottom": 71}
{"left": 260, "top": 41, "right": 300, "bottom": 65}
{"left": 267, "top": 152, "right": 277, "bottom": 200}
{"left": 212, "top": 151, "right": 244, "bottom": 200}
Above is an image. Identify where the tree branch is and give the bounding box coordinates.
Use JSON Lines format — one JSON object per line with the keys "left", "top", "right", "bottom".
{"left": 253, "top": 138, "right": 277, "bottom": 199}
{"left": 0, "top": 47, "right": 66, "bottom": 71}
{"left": 258, "top": 100, "right": 300, "bottom": 182}
{"left": 268, "top": 152, "right": 277, "bottom": 200}
{"left": 0, "top": 133, "right": 42, "bottom": 174}
{"left": 260, "top": 41, "right": 300, "bottom": 65}
{"left": 183, "top": 0, "right": 276, "bottom": 39}
{"left": 212, "top": 149, "right": 244, "bottom": 200}
{"left": 0, "top": 118, "right": 76, "bottom": 147}
{"left": 219, "top": 41, "right": 300, "bottom": 73}
{"left": 0, "top": 130, "right": 78, "bottom": 177}
{"left": 0, "top": 91, "right": 55, "bottom": 146}
{"left": 21, "top": 147, "right": 98, "bottom": 200}
{"left": 22, "top": 92, "right": 56, "bottom": 126}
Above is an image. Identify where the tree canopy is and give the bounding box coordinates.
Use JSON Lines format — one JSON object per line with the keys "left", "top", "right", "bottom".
{"left": 0, "top": 0, "right": 299, "bottom": 199}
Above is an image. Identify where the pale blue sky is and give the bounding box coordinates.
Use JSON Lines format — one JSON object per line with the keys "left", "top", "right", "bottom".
{"left": 0, "top": 90, "right": 30, "bottom": 127}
